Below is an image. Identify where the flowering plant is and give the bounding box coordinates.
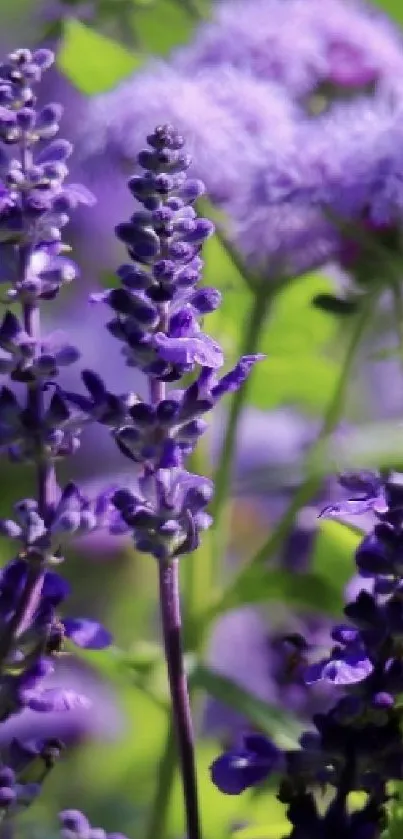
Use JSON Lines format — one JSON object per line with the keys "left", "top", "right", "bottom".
{"left": 2, "top": 1, "right": 403, "bottom": 839}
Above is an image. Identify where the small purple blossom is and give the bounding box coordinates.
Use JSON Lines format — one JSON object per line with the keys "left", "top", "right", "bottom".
{"left": 211, "top": 734, "right": 281, "bottom": 795}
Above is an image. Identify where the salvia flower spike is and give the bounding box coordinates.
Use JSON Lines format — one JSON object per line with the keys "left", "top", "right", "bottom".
{"left": 0, "top": 46, "right": 112, "bottom": 826}
{"left": 87, "top": 123, "right": 263, "bottom": 839}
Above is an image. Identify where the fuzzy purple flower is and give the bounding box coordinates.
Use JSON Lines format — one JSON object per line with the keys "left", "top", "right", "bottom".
{"left": 174, "top": 0, "right": 403, "bottom": 102}
{"left": 79, "top": 63, "right": 299, "bottom": 213}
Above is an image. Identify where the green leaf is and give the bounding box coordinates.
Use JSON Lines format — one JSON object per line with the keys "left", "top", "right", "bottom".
{"left": 58, "top": 19, "right": 144, "bottom": 94}
{"left": 372, "top": 0, "right": 403, "bottom": 26}
{"left": 249, "top": 354, "right": 339, "bottom": 413}
{"left": 133, "top": 0, "right": 209, "bottom": 56}
{"left": 247, "top": 271, "right": 341, "bottom": 413}
{"left": 203, "top": 233, "right": 254, "bottom": 361}
{"left": 190, "top": 664, "right": 302, "bottom": 746}
{"left": 311, "top": 519, "right": 362, "bottom": 592}
{"left": 206, "top": 566, "right": 342, "bottom": 623}
{"left": 232, "top": 822, "right": 290, "bottom": 839}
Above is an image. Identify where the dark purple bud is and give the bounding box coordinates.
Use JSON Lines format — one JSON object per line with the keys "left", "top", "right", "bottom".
{"left": 129, "top": 403, "right": 155, "bottom": 427}
{"left": 190, "top": 288, "right": 222, "bottom": 314}
{"left": 42, "top": 570, "right": 70, "bottom": 605}
{"left": 108, "top": 288, "right": 159, "bottom": 327}
{"left": 117, "top": 264, "right": 152, "bottom": 290}
{"left": 36, "top": 140, "right": 71, "bottom": 167}
{"left": 0, "top": 768, "right": 15, "bottom": 787}
{"left": 179, "top": 179, "right": 205, "bottom": 204}
{"left": 60, "top": 810, "right": 90, "bottom": 836}
{"left": 81, "top": 370, "right": 106, "bottom": 400}
{"left": 156, "top": 399, "right": 180, "bottom": 424}
{"left": 147, "top": 124, "right": 184, "bottom": 151}
{"left": 0, "top": 787, "right": 16, "bottom": 807}
{"left": 16, "top": 108, "right": 35, "bottom": 129}
{"left": 32, "top": 49, "right": 54, "bottom": 70}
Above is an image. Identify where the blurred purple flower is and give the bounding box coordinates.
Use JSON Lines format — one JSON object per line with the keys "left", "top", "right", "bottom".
{"left": 173, "top": 0, "right": 403, "bottom": 101}
{"left": 203, "top": 607, "right": 334, "bottom": 736}
{"left": 79, "top": 63, "right": 299, "bottom": 211}
{"left": 0, "top": 659, "right": 123, "bottom": 746}
{"left": 225, "top": 94, "right": 403, "bottom": 273}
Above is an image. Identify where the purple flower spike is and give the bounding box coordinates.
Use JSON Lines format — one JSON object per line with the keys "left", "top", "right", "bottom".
{"left": 0, "top": 41, "right": 123, "bottom": 832}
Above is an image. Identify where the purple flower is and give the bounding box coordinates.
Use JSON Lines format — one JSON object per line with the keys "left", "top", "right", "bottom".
{"left": 59, "top": 810, "right": 129, "bottom": 839}
{"left": 174, "top": 0, "right": 403, "bottom": 101}
{"left": 0, "top": 44, "right": 118, "bottom": 826}
{"left": 320, "top": 470, "right": 388, "bottom": 518}
{"left": 79, "top": 63, "right": 299, "bottom": 210}
{"left": 210, "top": 733, "right": 281, "bottom": 794}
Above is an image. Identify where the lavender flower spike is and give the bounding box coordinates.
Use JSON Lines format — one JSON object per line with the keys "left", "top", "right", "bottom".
{"left": 0, "top": 46, "right": 111, "bottom": 823}
{"left": 88, "top": 124, "right": 263, "bottom": 839}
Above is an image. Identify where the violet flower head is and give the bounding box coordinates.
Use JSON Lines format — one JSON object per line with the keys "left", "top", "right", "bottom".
{"left": 174, "top": 0, "right": 403, "bottom": 104}
{"left": 226, "top": 93, "right": 403, "bottom": 277}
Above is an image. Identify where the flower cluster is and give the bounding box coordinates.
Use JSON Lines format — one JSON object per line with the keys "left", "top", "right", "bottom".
{"left": 173, "top": 0, "right": 403, "bottom": 103}
{"left": 0, "top": 46, "right": 113, "bottom": 824}
{"left": 88, "top": 123, "right": 263, "bottom": 560}
{"left": 211, "top": 470, "right": 403, "bottom": 835}
{"left": 78, "top": 0, "right": 403, "bottom": 284}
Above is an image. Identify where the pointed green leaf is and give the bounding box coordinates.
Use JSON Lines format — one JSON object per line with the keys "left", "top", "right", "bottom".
{"left": 58, "top": 19, "right": 144, "bottom": 94}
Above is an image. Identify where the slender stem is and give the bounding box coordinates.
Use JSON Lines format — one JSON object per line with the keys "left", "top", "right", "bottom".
{"left": 144, "top": 723, "right": 177, "bottom": 839}
{"left": 146, "top": 294, "right": 201, "bottom": 839}
{"left": 210, "top": 287, "right": 270, "bottom": 560}
{"left": 158, "top": 559, "right": 201, "bottom": 839}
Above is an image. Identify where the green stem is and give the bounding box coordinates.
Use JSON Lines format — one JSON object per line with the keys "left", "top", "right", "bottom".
{"left": 144, "top": 723, "right": 177, "bottom": 839}
{"left": 210, "top": 287, "right": 270, "bottom": 560}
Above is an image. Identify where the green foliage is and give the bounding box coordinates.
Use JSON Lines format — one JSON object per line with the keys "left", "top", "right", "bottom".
{"left": 249, "top": 273, "right": 340, "bottom": 413}
{"left": 132, "top": 0, "right": 211, "bottom": 56}
{"left": 58, "top": 19, "right": 144, "bottom": 94}
{"left": 208, "top": 566, "right": 342, "bottom": 621}
{"left": 204, "top": 236, "right": 340, "bottom": 413}
{"left": 311, "top": 519, "right": 362, "bottom": 591}
{"left": 373, "top": 0, "right": 403, "bottom": 26}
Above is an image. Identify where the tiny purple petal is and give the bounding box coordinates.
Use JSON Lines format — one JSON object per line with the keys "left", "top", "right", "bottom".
{"left": 63, "top": 618, "right": 113, "bottom": 650}
{"left": 154, "top": 332, "right": 224, "bottom": 368}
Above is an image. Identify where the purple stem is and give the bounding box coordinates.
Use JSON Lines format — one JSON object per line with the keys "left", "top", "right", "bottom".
{"left": 158, "top": 557, "right": 201, "bottom": 839}
{"left": 148, "top": 322, "right": 201, "bottom": 839}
